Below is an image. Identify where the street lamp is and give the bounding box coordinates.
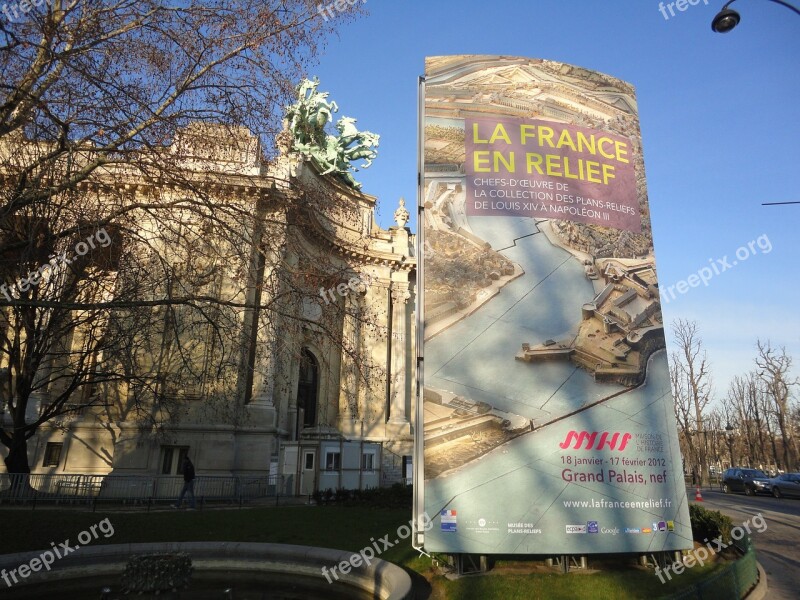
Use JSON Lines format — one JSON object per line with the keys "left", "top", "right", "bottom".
{"left": 725, "top": 423, "right": 736, "bottom": 468}
{"left": 712, "top": 0, "right": 800, "bottom": 32}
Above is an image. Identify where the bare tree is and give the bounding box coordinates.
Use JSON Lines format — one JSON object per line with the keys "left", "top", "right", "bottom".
{"left": 671, "top": 319, "right": 713, "bottom": 486}
{"left": 755, "top": 340, "right": 799, "bottom": 471}
{"left": 0, "top": 2, "right": 371, "bottom": 476}
{"left": 728, "top": 373, "right": 761, "bottom": 468}
{"left": 670, "top": 348, "right": 697, "bottom": 476}
{"left": 757, "top": 381, "right": 781, "bottom": 471}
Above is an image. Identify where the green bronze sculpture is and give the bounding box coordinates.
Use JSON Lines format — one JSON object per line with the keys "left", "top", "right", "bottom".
{"left": 285, "top": 78, "right": 379, "bottom": 190}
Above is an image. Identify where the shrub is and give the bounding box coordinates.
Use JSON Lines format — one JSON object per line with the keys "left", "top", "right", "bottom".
{"left": 310, "top": 484, "right": 412, "bottom": 508}
{"left": 689, "top": 504, "right": 734, "bottom": 546}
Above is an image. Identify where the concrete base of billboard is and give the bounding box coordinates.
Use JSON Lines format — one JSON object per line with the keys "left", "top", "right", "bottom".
{"left": 0, "top": 542, "right": 413, "bottom": 599}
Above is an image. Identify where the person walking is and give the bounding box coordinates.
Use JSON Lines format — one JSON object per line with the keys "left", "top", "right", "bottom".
{"left": 173, "top": 455, "right": 196, "bottom": 509}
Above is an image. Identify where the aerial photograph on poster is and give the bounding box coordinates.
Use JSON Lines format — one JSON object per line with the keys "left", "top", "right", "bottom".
{"left": 420, "top": 55, "right": 692, "bottom": 554}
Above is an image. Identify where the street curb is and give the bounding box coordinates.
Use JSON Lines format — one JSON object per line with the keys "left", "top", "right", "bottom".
{"left": 746, "top": 561, "right": 768, "bottom": 600}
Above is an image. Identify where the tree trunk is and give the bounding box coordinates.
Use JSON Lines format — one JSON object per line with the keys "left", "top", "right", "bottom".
{"left": 780, "top": 421, "right": 791, "bottom": 471}
{"left": 3, "top": 435, "right": 31, "bottom": 475}
{"left": 3, "top": 435, "right": 33, "bottom": 495}
{"left": 696, "top": 414, "right": 709, "bottom": 487}
{"left": 766, "top": 419, "right": 780, "bottom": 470}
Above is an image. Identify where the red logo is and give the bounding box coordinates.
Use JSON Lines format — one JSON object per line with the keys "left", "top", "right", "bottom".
{"left": 559, "top": 431, "right": 632, "bottom": 451}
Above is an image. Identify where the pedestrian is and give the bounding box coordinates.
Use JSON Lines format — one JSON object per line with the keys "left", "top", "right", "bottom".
{"left": 173, "top": 455, "right": 196, "bottom": 509}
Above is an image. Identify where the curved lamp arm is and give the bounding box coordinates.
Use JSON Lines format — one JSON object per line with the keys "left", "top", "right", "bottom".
{"left": 722, "top": 0, "right": 800, "bottom": 15}
{"left": 713, "top": 0, "right": 800, "bottom": 32}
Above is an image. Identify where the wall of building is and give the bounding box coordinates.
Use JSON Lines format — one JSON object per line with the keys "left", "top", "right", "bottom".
{"left": 1, "top": 131, "right": 416, "bottom": 487}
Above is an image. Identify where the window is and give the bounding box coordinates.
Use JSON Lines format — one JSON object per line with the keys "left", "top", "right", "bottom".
{"left": 161, "top": 445, "right": 189, "bottom": 475}
{"left": 304, "top": 452, "right": 315, "bottom": 470}
{"left": 297, "top": 349, "right": 319, "bottom": 429}
{"left": 43, "top": 443, "right": 63, "bottom": 467}
{"left": 161, "top": 447, "right": 174, "bottom": 475}
{"left": 362, "top": 452, "right": 375, "bottom": 472}
{"left": 402, "top": 455, "right": 413, "bottom": 483}
{"left": 325, "top": 451, "right": 341, "bottom": 471}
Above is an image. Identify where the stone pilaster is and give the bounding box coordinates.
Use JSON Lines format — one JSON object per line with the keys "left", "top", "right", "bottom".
{"left": 337, "top": 292, "right": 362, "bottom": 437}
{"left": 387, "top": 282, "right": 411, "bottom": 436}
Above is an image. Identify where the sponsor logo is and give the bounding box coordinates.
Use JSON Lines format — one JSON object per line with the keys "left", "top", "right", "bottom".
{"left": 624, "top": 527, "right": 641, "bottom": 534}
{"left": 559, "top": 431, "right": 632, "bottom": 451}
{"left": 441, "top": 509, "right": 457, "bottom": 533}
{"left": 642, "top": 527, "right": 653, "bottom": 534}
{"left": 601, "top": 527, "right": 620, "bottom": 535}
{"left": 566, "top": 525, "right": 587, "bottom": 534}
{"left": 667, "top": 521, "right": 675, "bottom": 532}
{"left": 466, "top": 517, "right": 500, "bottom": 534}
{"left": 587, "top": 521, "right": 599, "bottom": 533}
{"left": 657, "top": 521, "right": 667, "bottom": 532}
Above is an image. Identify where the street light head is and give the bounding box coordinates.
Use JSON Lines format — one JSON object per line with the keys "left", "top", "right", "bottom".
{"left": 712, "top": 8, "right": 741, "bottom": 33}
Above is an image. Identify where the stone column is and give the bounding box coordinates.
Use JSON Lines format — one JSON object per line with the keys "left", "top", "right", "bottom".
{"left": 338, "top": 292, "right": 362, "bottom": 437}
{"left": 249, "top": 332, "right": 277, "bottom": 413}
{"left": 388, "top": 282, "right": 411, "bottom": 430}
{"left": 245, "top": 240, "right": 284, "bottom": 426}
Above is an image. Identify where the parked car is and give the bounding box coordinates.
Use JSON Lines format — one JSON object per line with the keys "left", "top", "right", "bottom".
{"left": 769, "top": 473, "right": 800, "bottom": 499}
{"left": 721, "top": 468, "right": 771, "bottom": 496}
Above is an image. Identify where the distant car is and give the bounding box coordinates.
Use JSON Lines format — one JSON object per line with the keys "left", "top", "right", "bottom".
{"left": 721, "top": 468, "right": 771, "bottom": 496}
{"left": 769, "top": 473, "right": 800, "bottom": 499}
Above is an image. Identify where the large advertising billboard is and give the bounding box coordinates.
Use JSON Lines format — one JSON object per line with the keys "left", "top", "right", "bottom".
{"left": 417, "top": 55, "right": 692, "bottom": 554}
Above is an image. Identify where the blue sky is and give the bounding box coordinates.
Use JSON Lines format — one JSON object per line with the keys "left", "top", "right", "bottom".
{"left": 312, "top": 0, "right": 800, "bottom": 400}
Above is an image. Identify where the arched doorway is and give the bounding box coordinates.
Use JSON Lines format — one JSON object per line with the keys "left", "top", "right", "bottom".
{"left": 296, "top": 348, "right": 319, "bottom": 435}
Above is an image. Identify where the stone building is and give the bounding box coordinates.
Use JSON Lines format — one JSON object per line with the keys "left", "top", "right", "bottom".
{"left": 0, "top": 124, "right": 416, "bottom": 492}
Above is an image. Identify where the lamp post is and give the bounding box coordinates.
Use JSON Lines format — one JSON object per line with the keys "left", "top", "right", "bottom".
{"left": 725, "top": 423, "right": 736, "bottom": 468}
{"left": 712, "top": 0, "right": 800, "bottom": 33}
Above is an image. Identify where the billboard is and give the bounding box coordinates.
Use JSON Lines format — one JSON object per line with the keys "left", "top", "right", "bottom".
{"left": 416, "top": 55, "right": 692, "bottom": 554}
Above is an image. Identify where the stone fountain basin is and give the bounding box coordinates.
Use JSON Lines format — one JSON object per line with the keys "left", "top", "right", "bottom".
{"left": 0, "top": 542, "right": 413, "bottom": 599}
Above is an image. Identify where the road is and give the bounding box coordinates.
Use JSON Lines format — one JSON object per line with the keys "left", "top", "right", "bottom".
{"left": 692, "top": 487, "right": 800, "bottom": 600}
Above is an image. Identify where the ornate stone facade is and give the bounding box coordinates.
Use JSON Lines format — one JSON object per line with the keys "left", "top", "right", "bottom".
{"left": 2, "top": 125, "right": 416, "bottom": 485}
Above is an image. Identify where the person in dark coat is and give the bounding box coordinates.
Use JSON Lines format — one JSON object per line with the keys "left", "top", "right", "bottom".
{"left": 173, "top": 455, "right": 196, "bottom": 509}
